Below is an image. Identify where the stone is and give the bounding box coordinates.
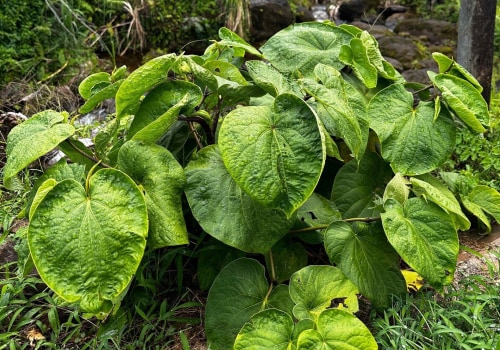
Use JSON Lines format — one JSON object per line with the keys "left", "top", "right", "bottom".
{"left": 377, "top": 35, "right": 424, "bottom": 70}
{"left": 250, "top": 0, "right": 294, "bottom": 42}
{"left": 394, "top": 19, "right": 457, "bottom": 45}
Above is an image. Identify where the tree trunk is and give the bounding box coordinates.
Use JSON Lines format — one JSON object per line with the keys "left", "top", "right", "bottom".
{"left": 456, "top": 0, "right": 496, "bottom": 105}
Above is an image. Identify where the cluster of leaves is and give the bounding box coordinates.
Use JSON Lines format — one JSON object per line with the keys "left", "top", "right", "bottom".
{"left": 3, "top": 22, "right": 500, "bottom": 348}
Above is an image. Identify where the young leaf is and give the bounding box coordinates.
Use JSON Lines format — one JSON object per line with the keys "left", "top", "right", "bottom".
{"left": 116, "top": 54, "right": 178, "bottom": 119}
{"left": 78, "top": 72, "right": 111, "bottom": 99}
{"left": 117, "top": 140, "right": 188, "bottom": 248}
{"left": 383, "top": 173, "right": 410, "bottom": 204}
{"left": 79, "top": 80, "right": 124, "bottom": 114}
{"left": 234, "top": 309, "right": 294, "bottom": 350}
{"left": 324, "top": 221, "right": 406, "bottom": 308}
{"left": 368, "top": 84, "right": 456, "bottom": 175}
{"left": 339, "top": 38, "right": 378, "bottom": 88}
{"left": 260, "top": 22, "right": 353, "bottom": 78}
{"left": 289, "top": 265, "right": 359, "bottom": 322}
{"left": 184, "top": 145, "right": 291, "bottom": 253}
{"left": 219, "top": 93, "right": 325, "bottom": 217}
{"left": 432, "top": 52, "right": 482, "bottom": 91}
{"left": 296, "top": 309, "right": 377, "bottom": 350}
{"left": 28, "top": 168, "right": 148, "bottom": 315}
{"left": 3, "top": 110, "right": 75, "bottom": 190}
{"left": 429, "top": 73, "right": 489, "bottom": 132}
{"left": 382, "top": 198, "right": 459, "bottom": 287}
{"left": 218, "top": 27, "right": 263, "bottom": 58}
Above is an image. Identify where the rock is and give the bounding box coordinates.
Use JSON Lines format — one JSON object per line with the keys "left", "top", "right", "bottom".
{"left": 250, "top": 0, "right": 294, "bottom": 42}
{"left": 394, "top": 19, "right": 457, "bottom": 45}
{"left": 384, "top": 12, "right": 413, "bottom": 31}
{"left": 295, "top": 6, "right": 316, "bottom": 23}
{"left": 377, "top": 35, "right": 424, "bottom": 70}
{"left": 351, "top": 21, "right": 393, "bottom": 39}
{"left": 402, "top": 69, "right": 433, "bottom": 84}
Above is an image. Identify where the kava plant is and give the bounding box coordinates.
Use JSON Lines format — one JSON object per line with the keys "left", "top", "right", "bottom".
{"left": 3, "top": 22, "right": 500, "bottom": 349}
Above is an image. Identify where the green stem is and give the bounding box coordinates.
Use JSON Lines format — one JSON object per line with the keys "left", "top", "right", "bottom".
{"left": 288, "top": 217, "right": 381, "bottom": 234}
{"left": 65, "top": 139, "right": 111, "bottom": 168}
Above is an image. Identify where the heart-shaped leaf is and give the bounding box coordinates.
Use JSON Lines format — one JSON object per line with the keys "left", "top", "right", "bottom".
{"left": 324, "top": 221, "right": 406, "bottom": 308}
{"left": 185, "top": 145, "right": 291, "bottom": 253}
{"left": 296, "top": 309, "right": 377, "bottom": 350}
{"left": 4, "top": 110, "right": 75, "bottom": 189}
{"left": 368, "top": 84, "right": 456, "bottom": 175}
{"left": 260, "top": 22, "right": 353, "bottom": 78}
{"left": 382, "top": 198, "right": 459, "bottom": 287}
{"left": 28, "top": 168, "right": 148, "bottom": 314}
{"left": 219, "top": 93, "right": 325, "bottom": 217}
{"left": 118, "top": 140, "right": 188, "bottom": 248}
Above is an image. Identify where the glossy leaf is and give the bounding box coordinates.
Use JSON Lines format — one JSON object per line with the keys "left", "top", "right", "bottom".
{"left": 331, "top": 152, "right": 393, "bottom": 219}
{"left": 219, "top": 93, "right": 325, "bottom": 217}
{"left": 128, "top": 81, "right": 203, "bottom": 139}
{"left": 297, "top": 309, "right": 377, "bottom": 350}
{"left": 368, "top": 84, "right": 456, "bottom": 175}
{"left": 260, "top": 22, "right": 353, "bottom": 78}
{"left": 116, "top": 54, "right": 177, "bottom": 119}
{"left": 324, "top": 221, "right": 406, "bottom": 308}
{"left": 28, "top": 168, "right": 148, "bottom": 314}
{"left": 117, "top": 140, "right": 188, "bottom": 248}
{"left": 3, "top": 110, "right": 75, "bottom": 189}
{"left": 302, "top": 63, "right": 368, "bottom": 160}
{"left": 430, "top": 73, "right": 489, "bottom": 132}
{"left": 411, "top": 174, "right": 470, "bottom": 231}
{"left": 79, "top": 80, "right": 123, "bottom": 114}
{"left": 289, "top": 265, "right": 359, "bottom": 321}
{"left": 382, "top": 198, "right": 459, "bottom": 287}
{"left": 78, "top": 72, "right": 111, "bottom": 99}
{"left": 185, "top": 146, "right": 291, "bottom": 253}
{"left": 234, "top": 309, "right": 294, "bottom": 350}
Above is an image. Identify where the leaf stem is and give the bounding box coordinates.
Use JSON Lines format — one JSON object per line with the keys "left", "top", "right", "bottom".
{"left": 65, "top": 139, "right": 111, "bottom": 168}
{"left": 288, "top": 217, "right": 381, "bottom": 234}
{"left": 178, "top": 115, "right": 214, "bottom": 144}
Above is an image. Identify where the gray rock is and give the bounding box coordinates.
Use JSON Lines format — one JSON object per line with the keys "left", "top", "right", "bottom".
{"left": 250, "top": 0, "right": 294, "bottom": 42}
{"left": 377, "top": 35, "right": 424, "bottom": 70}
{"left": 394, "top": 19, "right": 457, "bottom": 45}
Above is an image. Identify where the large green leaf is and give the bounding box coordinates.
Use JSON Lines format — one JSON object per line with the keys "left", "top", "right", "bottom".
{"left": 117, "top": 140, "right": 188, "bottom": 248}
{"left": 3, "top": 110, "right": 75, "bottom": 190}
{"left": 381, "top": 198, "right": 459, "bottom": 287}
{"left": 461, "top": 197, "right": 491, "bottom": 232}
{"left": 368, "top": 84, "right": 456, "bottom": 175}
{"left": 185, "top": 146, "right": 291, "bottom": 253}
{"left": 465, "top": 185, "right": 500, "bottom": 224}
{"left": 28, "top": 168, "right": 148, "bottom": 314}
{"left": 301, "top": 63, "right": 368, "bottom": 160}
{"left": 246, "top": 60, "right": 302, "bottom": 97}
{"left": 219, "top": 93, "right": 325, "bottom": 217}
{"left": 331, "top": 152, "right": 393, "bottom": 219}
{"left": 206, "top": 258, "right": 280, "bottom": 350}
{"left": 116, "top": 54, "right": 178, "bottom": 119}
{"left": 296, "top": 309, "right": 377, "bottom": 350}
{"left": 127, "top": 81, "right": 203, "bottom": 139}
{"left": 411, "top": 174, "right": 470, "bottom": 231}
{"left": 429, "top": 73, "right": 489, "bottom": 132}
{"left": 234, "top": 309, "right": 295, "bottom": 350}
{"left": 289, "top": 265, "right": 359, "bottom": 322}
{"left": 260, "top": 22, "right": 353, "bottom": 78}
{"left": 324, "top": 221, "right": 406, "bottom": 308}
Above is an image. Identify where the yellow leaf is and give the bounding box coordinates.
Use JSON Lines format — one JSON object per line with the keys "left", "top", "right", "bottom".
{"left": 401, "top": 269, "right": 425, "bottom": 292}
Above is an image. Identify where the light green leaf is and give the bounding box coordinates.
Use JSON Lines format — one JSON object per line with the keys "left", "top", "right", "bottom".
{"left": 461, "top": 197, "right": 491, "bottom": 232}
{"left": 78, "top": 72, "right": 111, "bottom": 99}
{"left": 179, "top": 56, "right": 218, "bottom": 91}
{"left": 219, "top": 93, "right": 325, "bottom": 217}
{"left": 360, "top": 31, "right": 400, "bottom": 81}
{"left": 289, "top": 265, "right": 359, "bottom": 322}
{"left": 246, "top": 60, "right": 302, "bottom": 97}
{"left": 127, "top": 81, "right": 203, "bottom": 140}
{"left": 118, "top": 140, "right": 188, "bottom": 248}
{"left": 204, "top": 60, "right": 249, "bottom": 86}
{"left": 432, "top": 52, "right": 482, "bottom": 91}
{"left": 339, "top": 38, "right": 378, "bottom": 88}
{"left": 465, "top": 185, "right": 500, "bottom": 224}
{"left": 301, "top": 63, "right": 368, "bottom": 159}
{"left": 324, "top": 221, "right": 406, "bottom": 308}
{"left": 116, "top": 54, "right": 178, "bottom": 119}
{"left": 4, "top": 110, "right": 75, "bottom": 189}
{"left": 411, "top": 174, "right": 470, "bottom": 231}
{"left": 430, "top": 73, "right": 489, "bottom": 131}
{"left": 383, "top": 173, "right": 410, "bottom": 204}
{"left": 297, "top": 309, "right": 377, "bottom": 350}
{"left": 382, "top": 198, "right": 459, "bottom": 287}
{"left": 331, "top": 152, "right": 393, "bottom": 219}
{"left": 218, "top": 27, "right": 263, "bottom": 58}
{"left": 185, "top": 145, "right": 291, "bottom": 253}
{"left": 296, "top": 193, "right": 342, "bottom": 228}
{"left": 260, "top": 22, "right": 353, "bottom": 78}
{"left": 234, "top": 309, "right": 294, "bottom": 350}
{"left": 205, "top": 258, "right": 269, "bottom": 350}
{"left": 368, "top": 84, "right": 456, "bottom": 175}
{"left": 28, "top": 168, "right": 148, "bottom": 314}
{"left": 29, "top": 179, "right": 57, "bottom": 221}
{"left": 79, "top": 80, "right": 124, "bottom": 114}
